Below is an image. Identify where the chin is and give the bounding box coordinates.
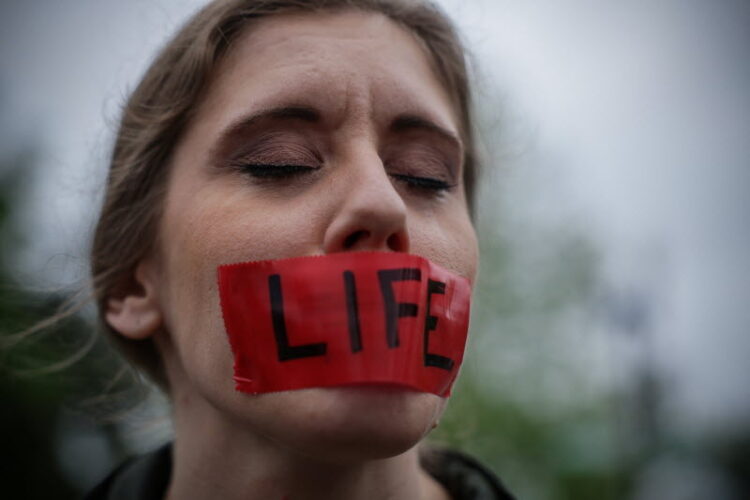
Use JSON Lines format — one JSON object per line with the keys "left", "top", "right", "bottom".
{"left": 241, "top": 385, "right": 447, "bottom": 463}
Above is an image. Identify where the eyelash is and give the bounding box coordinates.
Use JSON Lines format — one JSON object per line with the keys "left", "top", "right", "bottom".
{"left": 389, "top": 173, "right": 454, "bottom": 192}
{"left": 234, "top": 163, "right": 454, "bottom": 193}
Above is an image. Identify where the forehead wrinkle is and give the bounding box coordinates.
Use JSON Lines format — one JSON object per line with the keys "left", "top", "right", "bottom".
{"left": 197, "top": 10, "right": 459, "bottom": 149}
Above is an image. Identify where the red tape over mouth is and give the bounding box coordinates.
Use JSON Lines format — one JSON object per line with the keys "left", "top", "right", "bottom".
{"left": 218, "top": 252, "right": 472, "bottom": 397}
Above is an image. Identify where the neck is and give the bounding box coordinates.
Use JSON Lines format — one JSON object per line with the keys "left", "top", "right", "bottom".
{"left": 164, "top": 384, "right": 448, "bottom": 500}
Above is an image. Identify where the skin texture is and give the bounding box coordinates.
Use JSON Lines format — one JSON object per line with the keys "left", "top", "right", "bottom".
{"left": 106, "top": 10, "right": 478, "bottom": 500}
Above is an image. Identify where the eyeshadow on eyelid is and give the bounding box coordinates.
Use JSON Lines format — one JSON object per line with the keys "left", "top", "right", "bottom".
{"left": 387, "top": 147, "right": 458, "bottom": 182}
{"left": 226, "top": 133, "right": 321, "bottom": 165}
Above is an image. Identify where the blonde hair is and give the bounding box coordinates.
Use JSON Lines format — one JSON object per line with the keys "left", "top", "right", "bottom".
{"left": 92, "top": 0, "right": 477, "bottom": 389}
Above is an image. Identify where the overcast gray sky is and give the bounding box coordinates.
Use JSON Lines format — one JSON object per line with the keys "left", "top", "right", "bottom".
{"left": 1, "top": 0, "right": 749, "bottom": 439}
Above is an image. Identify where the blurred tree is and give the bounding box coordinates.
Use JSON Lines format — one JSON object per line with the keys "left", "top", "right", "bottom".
{"left": 0, "top": 147, "right": 129, "bottom": 499}
{"left": 0, "top": 148, "right": 80, "bottom": 499}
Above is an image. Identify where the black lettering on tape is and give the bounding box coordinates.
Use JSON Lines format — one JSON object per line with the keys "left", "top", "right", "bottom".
{"left": 343, "top": 270, "right": 363, "bottom": 353}
{"left": 378, "top": 268, "right": 421, "bottom": 348}
{"left": 268, "top": 274, "right": 327, "bottom": 361}
{"left": 424, "top": 279, "right": 454, "bottom": 370}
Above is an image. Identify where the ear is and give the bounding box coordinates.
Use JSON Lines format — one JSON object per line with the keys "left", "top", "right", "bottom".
{"left": 105, "top": 260, "right": 163, "bottom": 340}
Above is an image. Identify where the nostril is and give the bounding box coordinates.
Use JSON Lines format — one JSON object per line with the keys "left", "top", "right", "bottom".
{"left": 343, "top": 230, "right": 369, "bottom": 250}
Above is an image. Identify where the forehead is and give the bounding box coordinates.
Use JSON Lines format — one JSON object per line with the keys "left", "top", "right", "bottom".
{"left": 196, "top": 10, "right": 458, "bottom": 134}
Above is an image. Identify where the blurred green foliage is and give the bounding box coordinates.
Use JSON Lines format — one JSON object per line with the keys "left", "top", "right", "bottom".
{"left": 0, "top": 150, "right": 130, "bottom": 499}
{"left": 1, "top": 151, "right": 80, "bottom": 499}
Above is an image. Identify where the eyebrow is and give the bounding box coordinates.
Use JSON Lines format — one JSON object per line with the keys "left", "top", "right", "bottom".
{"left": 220, "top": 105, "right": 320, "bottom": 135}
{"left": 389, "top": 114, "right": 463, "bottom": 150}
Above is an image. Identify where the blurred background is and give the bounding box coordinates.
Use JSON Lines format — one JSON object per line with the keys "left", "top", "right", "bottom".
{"left": 1, "top": 0, "right": 748, "bottom": 498}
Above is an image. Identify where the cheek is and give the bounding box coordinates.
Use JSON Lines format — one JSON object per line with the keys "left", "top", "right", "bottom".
{"left": 409, "top": 209, "right": 478, "bottom": 282}
{"left": 162, "top": 189, "right": 317, "bottom": 300}
{"left": 156, "top": 189, "right": 332, "bottom": 389}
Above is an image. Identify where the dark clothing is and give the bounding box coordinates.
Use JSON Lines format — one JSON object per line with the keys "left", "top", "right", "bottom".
{"left": 84, "top": 443, "right": 515, "bottom": 500}
{"left": 420, "top": 446, "right": 516, "bottom": 500}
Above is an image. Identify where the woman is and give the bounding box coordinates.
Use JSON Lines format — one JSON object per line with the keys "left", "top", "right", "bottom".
{"left": 86, "top": 0, "right": 513, "bottom": 498}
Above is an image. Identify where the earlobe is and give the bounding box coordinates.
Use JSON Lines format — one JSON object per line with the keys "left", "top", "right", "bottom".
{"left": 105, "top": 261, "right": 162, "bottom": 340}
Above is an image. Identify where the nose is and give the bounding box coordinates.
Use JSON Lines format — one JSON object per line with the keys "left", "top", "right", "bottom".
{"left": 322, "top": 150, "right": 410, "bottom": 254}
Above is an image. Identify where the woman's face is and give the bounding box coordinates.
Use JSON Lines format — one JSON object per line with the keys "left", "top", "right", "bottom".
{"left": 131, "top": 11, "right": 477, "bottom": 460}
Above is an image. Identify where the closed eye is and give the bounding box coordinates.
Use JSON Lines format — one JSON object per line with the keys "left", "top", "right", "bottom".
{"left": 390, "top": 173, "right": 454, "bottom": 192}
